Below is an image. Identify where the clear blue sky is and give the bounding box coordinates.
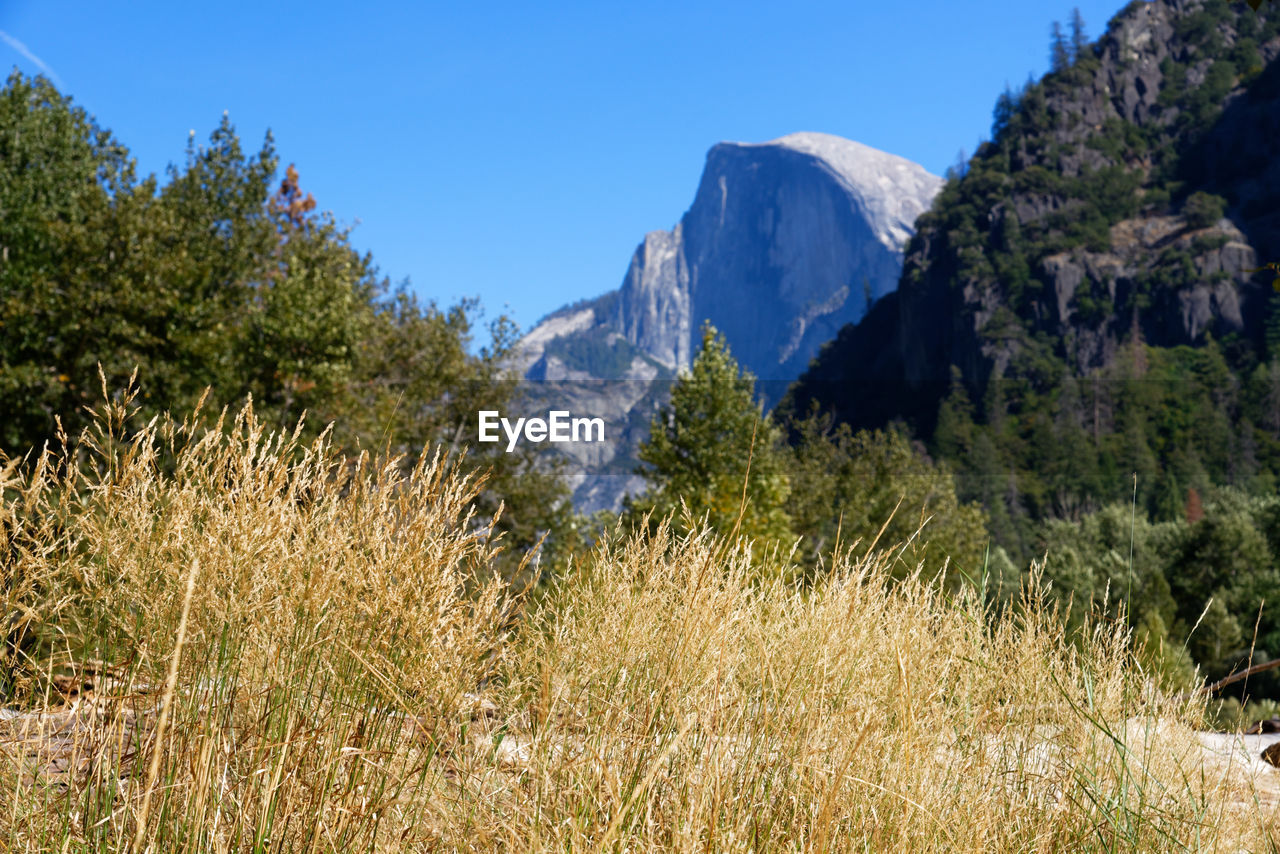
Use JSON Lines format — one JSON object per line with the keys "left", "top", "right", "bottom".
{"left": 2, "top": 1, "right": 1128, "bottom": 337}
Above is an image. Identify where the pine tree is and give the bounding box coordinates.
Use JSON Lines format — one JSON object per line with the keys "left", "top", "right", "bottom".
{"left": 1069, "top": 8, "right": 1089, "bottom": 60}
{"left": 991, "top": 84, "right": 1018, "bottom": 140}
{"left": 1264, "top": 292, "right": 1280, "bottom": 361}
{"left": 627, "top": 323, "right": 791, "bottom": 544}
{"left": 1050, "top": 21, "right": 1071, "bottom": 72}
{"left": 1253, "top": 359, "right": 1280, "bottom": 439}
{"left": 933, "top": 366, "right": 976, "bottom": 461}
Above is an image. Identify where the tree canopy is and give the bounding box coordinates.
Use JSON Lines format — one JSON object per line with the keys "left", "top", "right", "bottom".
{"left": 0, "top": 71, "right": 569, "bottom": 575}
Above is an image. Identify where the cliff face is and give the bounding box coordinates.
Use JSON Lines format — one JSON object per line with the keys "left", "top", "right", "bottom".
{"left": 604, "top": 134, "right": 941, "bottom": 382}
{"left": 784, "top": 0, "right": 1280, "bottom": 436}
{"left": 522, "top": 132, "right": 942, "bottom": 383}
{"left": 516, "top": 132, "right": 942, "bottom": 511}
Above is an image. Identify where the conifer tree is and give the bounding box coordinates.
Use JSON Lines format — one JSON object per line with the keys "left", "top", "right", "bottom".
{"left": 933, "top": 366, "right": 976, "bottom": 460}
{"left": 1050, "top": 21, "right": 1071, "bottom": 72}
{"left": 1069, "top": 8, "right": 1089, "bottom": 60}
{"left": 627, "top": 323, "right": 791, "bottom": 544}
{"left": 991, "top": 84, "right": 1018, "bottom": 140}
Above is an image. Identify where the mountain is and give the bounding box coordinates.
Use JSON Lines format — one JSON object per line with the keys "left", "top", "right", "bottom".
{"left": 515, "top": 132, "right": 943, "bottom": 511}
{"left": 780, "top": 0, "right": 1280, "bottom": 549}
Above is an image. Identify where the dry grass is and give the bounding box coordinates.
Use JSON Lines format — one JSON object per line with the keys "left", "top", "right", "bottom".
{"left": 1, "top": 395, "right": 1277, "bottom": 851}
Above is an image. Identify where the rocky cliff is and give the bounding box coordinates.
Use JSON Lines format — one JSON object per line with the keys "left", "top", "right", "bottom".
{"left": 783, "top": 0, "right": 1280, "bottom": 437}
{"left": 516, "top": 133, "right": 942, "bottom": 511}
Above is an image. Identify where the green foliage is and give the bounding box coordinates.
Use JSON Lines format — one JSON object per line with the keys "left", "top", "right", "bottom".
{"left": 543, "top": 325, "right": 652, "bottom": 376}
{"left": 1183, "top": 191, "right": 1227, "bottom": 229}
{"left": 626, "top": 324, "right": 791, "bottom": 545}
{"left": 817, "top": 1, "right": 1280, "bottom": 577}
{"left": 852, "top": 0, "right": 1280, "bottom": 699}
{"left": 785, "top": 410, "right": 991, "bottom": 585}
{"left": 1035, "top": 488, "right": 1280, "bottom": 689}
{"left": 0, "top": 74, "right": 358, "bottom": 443}
{"left": 0, "top": 71, "right": 131, "bottom": 449}
{"left": 785, "top": 0, "right": 1280, "bottom": 702}
{"left": 0, "top": 71, "right": 570, "bottom": 576}
{"left": 1035, "top": 503, "right": 1193, "bottom": 684}
{"left": 939, "top": 334, "right": 1277, "bottom": 559}
{"left": 1050, "top": 21, "right": 1071, "bottom": 74}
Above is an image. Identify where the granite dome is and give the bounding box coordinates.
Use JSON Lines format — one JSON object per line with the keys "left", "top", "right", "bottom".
{"left": 514, "top": 132, "right": 942, "bottom": 511}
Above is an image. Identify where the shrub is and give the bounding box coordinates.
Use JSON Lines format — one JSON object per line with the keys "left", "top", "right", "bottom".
{"left": 1183, "top": 191, "right": 1227, "bottom": 229}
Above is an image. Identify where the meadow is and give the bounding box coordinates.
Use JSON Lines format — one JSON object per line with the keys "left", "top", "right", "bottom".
{"left": 1, "top": 392, "right": 1277, "bottom": 852}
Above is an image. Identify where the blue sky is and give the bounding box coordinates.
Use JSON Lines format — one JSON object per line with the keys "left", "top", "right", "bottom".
{"left": 2, "top": 1, "right": 1128, "bottom": 337}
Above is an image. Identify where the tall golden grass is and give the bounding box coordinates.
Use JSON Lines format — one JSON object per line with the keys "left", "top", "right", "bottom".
{"left": 0, "top": 393, "right": 1274, "bottom": 851}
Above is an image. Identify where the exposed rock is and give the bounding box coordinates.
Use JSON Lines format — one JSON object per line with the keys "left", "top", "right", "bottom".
{"left": 784, "top": 0, "right": 1280, "bottom": 437}
{"left": 1245, "top": 718, "right": 1280, "bottom": 735}
{"left": 516, "top": 133, "right": 942, "bottom": 512}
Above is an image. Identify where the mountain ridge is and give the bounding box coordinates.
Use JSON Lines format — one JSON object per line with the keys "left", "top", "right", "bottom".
{"left": 781, "top": 0, "right": 1280, "bottom": 542}
{"left": 516, "top": 132, "right": 943, "bottom": 511}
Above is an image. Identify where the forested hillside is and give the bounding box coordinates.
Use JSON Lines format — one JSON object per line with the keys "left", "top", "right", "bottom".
{"left": 781, "top": 0, "right": 1280, "bottom": 690}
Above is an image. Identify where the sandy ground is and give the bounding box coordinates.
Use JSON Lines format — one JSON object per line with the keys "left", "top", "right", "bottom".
{"left": 6, "top": 689, "right": 1280, "bottom": 822}
{"left": 1196, "top": 731, "right": 1280, "bottom": 807}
